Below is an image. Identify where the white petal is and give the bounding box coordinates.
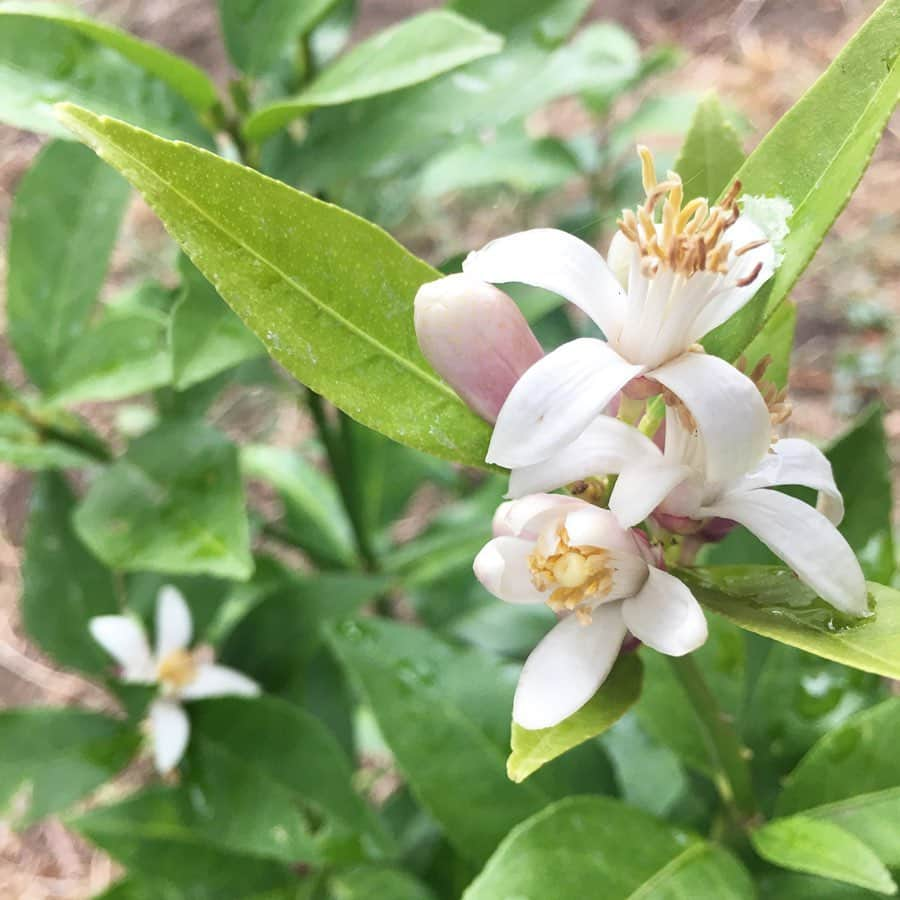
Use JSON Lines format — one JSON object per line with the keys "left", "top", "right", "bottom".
{"left": 562, "top": 505, "right": 643, "bottom": 557}
{"left": 687, "top": 215, "right": 776, "bottom": 341}
{"left": 150, "top": 698, "right": 190, "bottom": 774}
{"left": 179, "top": 663, "right": 261, "bottom": 700}
{"left": 474, "top": 537, "right": 547, "bottom": 605}
{"left": 495, "top": 494, "right": 583, "bottom": 539}
{"left": 508, "top": 416, "right": 661, "bottom": 498}
{"left": 734, "top": 438, "right": 844, "bottom": 524}
{"left": 463, "top": 227, "right": 627, "bottom": 340}
{"left": 155, "top": 585, "right": 192, "bottom": 660}
{"left": 609, "top": 459, "right": 693, "bottom": 528}
{"left": 88, "top": 615, "right": 154, "bottom": 682}
{"left": 488, "top": 339, "right": 644, "bottom": 468}
{"left": 650, "top": 352, "right": 771, "bottom": 483}
{"left": 606, "top": 229, "right": 633, "bottom": 289}
{"left": 701, "top": 488, "right": 868, "bottom": 616}
{"left": 513, "top": 603, "right": 628, "bottom": 730}
{"left": 622, "top": 568, "right": 708, "bottom": 656}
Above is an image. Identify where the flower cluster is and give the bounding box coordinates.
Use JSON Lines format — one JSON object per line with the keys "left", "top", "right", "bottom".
{"left": 415, "top": 148, "right": 867, "bottom": 730}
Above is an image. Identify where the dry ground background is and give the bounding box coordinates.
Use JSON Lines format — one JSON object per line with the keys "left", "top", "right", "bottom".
{"left": 0, "top": 0, "right": 898, "bottom": 896}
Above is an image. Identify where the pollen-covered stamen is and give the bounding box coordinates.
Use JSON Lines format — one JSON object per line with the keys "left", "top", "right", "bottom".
{"left": 736, "top": 353, "right": 792, "bottom": 430}
{"left": 617, "top": 146, "right": 767, "bottom": 282}
{"left": 157, "top": 649, "right": 197, "bottom": 691}
{"left": 528, "top": 526, "right": 613, "bottom": 624}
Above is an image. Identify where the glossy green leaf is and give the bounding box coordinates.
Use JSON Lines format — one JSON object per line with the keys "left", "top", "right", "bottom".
{"left": 217, "top": 0, "right": 339, "bottom": 76}
{"left": 763, "top": 871, "right": 888, "bottom": 899}
{"left": 0, "top": 6, "right": 212, "bottom": 141}
{"left": 330, "top": 866, "right": 437, "bottom": 900}
{"left": 0, "top": 707, "right": 137, "bottom": 827}
{"left": 58, "top": 105, "right": 492, "bottom": 468}
{"left": 74, "top": 422, "right": 253, "bottom": 579}
{"left": 170, "top": 258, "right": 264, "bottom": 390}
{"left": 751, "top": 816, "right": 896, "bottom": 895}
{"left": 777, "top": 699, "right": 900, "bottom": 868}
{"left": 190, "top": 696, "right": 392, "bottom": 852}
{"left": 463, "top": 796, "right": 754, "bottom": 899}
{"left": 70, "top": 788, "right": 295, "bottom": 899}
{"left": 0, "top": 411, "right": 96, "bottom": 469}
{"left": 675, "top": 92, "right": 745, "bottom": 204}
{"left": 448, "top": 0, "right": 590, "bottom": 44}
{"left": 739, "top": 299, "right": 796, "bottom": 390}
{"left": 682, "top": 568, "right": 900, "bottom": 679}
{"left": 704, "top": 0, "right": 900, "bottom": 360}
{"left": 22, "top": 472, "right": 118, "bottom": 674}
{"left": 244, "top": 11, "right": 503, "bottom": 140}
{"left": 507, "top": 654, "right": 643, "bottom": 782}
{"left": 7, "top": 140, "right": 129, "bottom": 390}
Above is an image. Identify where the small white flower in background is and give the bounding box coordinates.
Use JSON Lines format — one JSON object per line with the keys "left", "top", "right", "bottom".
{"left": 474, "top": 495, "right": 707, "bottom": 729}
{"left": 463, "top": 147, "right": 784, "bottom": 487}
{"left": 89, "top": 586, "right": 260, "bottom": 774}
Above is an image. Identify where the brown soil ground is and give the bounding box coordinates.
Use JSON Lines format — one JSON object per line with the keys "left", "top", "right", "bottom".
{"left": 0, "top": 1, "right": 897, "bottom": 896}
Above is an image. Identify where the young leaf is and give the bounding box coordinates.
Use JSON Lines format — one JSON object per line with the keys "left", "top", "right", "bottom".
{"left": 463, "top": 796, "right": 754, "bottom": 899}
{"left": 74, "top": 422, "right": 253, "bottom": 580}
{"left": 0, "top": 411, "right": 96, "bottom": 470}
{"left": 703, "top": 0, "right": 900, "bottom": 361}
{"left": 243, "top": 11, "right": 503, "bottom": 141}
{"left": 507, "top": 654, "right": 643, "bottom": 782}
{"left": 777, "top": 698, "right": 900, "bottom": 868}
{"left": 7, "top": 140, "right": 129, "bottom": 390}
{"left": 170, "top": 258, "right": 264, "bottom": 391}
{"left": 0, "top": 708, "right": 137, "bottom": 827}
{"left": 22, "top": 472, "right": 119, "bottom": 674}
{"left": 675, "top": 92, "right": 746, "bottom": 204}
{"left": 682, "top": 568, "right": 900, "bottom": 679}
{"left": 57, "top": 105, "right": 492, "bottom": 468}
{"left": 751, "top": 816, "right": 896, "bottom": 895}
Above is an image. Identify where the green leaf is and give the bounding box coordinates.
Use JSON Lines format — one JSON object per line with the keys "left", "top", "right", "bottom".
{"left": 0, "top": 707, "right": 137, "bottom": 827}
{"left": 330, "top": 866, "right": 437, "bottom": 900}
{"left": 244, "top": 11, "right": 503, "bottom": 140}
{"left": 447, "top": 0, "right": 591, "bottom": 44}
{"left": 241, "top": 444, "right": 356, "bottom": 568}
{"left": 751, "top": 816, "right": 896, "bottom": 895}
{"left": 682, "top": 568, "right": 900, "bottom": 679}
{"left": 507, "top": 654, "right": 643, "bottom": 782}
{"left": 462, "top": 796, "right": 754, "bottom": 899}
{"left": 777, "top": 698, "right": 900, "bottom": 868}
{"left": 674, "top": 92, "right": 746, "bottom": 204}
{"left": 7, "top": 140, "right": 129, "bottom": 390}
{"left": 22, "top": 472, "right": 118, "bottom": 674}
{"left": 739, "top": 299, "right": 796, "bottom": 390}
{"left": 763, "top": 871, "right": 889, "bottom": 899}
{"left": 70, "top": 788, "right": 295, "bottom": 899}
{"left": 703, "top": 0, "right": 900, "bottom": 361}
{"left": 0, "top": 5, "right": 213, "bottom": 142}
{"left": 74, "top": 422, "right": 253, "bottom": 579}
{"left": 217, "top": 0, "right": 339, "bottom": 76}
{"left": 0, "top": 410, "right": 96, "bottom": 469}
{"left": 58, "top": 104, "right": 492, "bottom": 468}
{"left": 170, "top": 258, "right": 264, "bottom": 390}
{"left": 190, "top": 696, "right": 392, "bottom": 853}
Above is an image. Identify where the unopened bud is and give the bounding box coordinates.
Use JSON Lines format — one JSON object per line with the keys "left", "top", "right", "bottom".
{"left": 414, "top": 274, "right": 543, "bottom": 423}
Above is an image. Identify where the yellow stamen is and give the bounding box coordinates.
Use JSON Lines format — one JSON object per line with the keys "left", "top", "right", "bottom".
{"left": 157, "top": 649, "right": 197, "bottom": 690}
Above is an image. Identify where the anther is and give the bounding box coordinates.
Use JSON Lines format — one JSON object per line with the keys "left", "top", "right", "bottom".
{"left": 735, "top": 261, "right": 763, "bottom": 287}
{"left": 736, "top": 238, "right": 768, "bottom": 256}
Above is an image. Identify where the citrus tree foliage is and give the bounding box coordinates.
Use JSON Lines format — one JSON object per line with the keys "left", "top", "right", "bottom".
{"left": 1, "top": 1, "right": 899, "bottom": 898}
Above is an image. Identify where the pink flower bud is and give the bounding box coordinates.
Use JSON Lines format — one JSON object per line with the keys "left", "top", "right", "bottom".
{"left": 414, "top": 274, "right": 543, "bottom": 423}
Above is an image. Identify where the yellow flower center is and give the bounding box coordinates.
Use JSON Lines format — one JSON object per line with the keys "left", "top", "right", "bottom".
{"left": 157, "top": 649, "right": 197, "bottom": 690}
{"left": 617, "top": 146, "right": 766, "bottom": 282}
{"left": 529, "top": 526, "right": 614, "bottom": 624}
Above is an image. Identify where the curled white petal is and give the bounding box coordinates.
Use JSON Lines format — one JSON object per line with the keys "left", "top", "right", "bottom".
{"left": 89, "top": 615, "right": 155, "bottom": 682}
{"left": 155, "top": 585, "right": 192, "bottom": 661}
{"left": 561, "top": 505, "right": 643, "bottom": 558}
{"left": 495, "top": 494, "right": 583, "bottom": 539}
{"left": 150, "top": 698, "right": 190, "bottom": 774}
{"left": 609, "top": 459, "right": 692, "bottom": 528}
{"left": 474, "top": 537, "right": 547, "bottom": 605}
{"left": 179, "top": 664, "right": 261, "bottom": 700}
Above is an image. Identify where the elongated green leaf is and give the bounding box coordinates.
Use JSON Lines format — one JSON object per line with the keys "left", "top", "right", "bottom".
{"left": 448, "top": 0, "right": 591, "bottom": 44}
{"left": 675, "top": 92, "right": 746, "bottom": 203}
{"left": 330, "top": 867, "right": 437, "bottom": 900}
{"left": 74, "top": 422, "right": 253, "bottom": 579}
{"left": 7, "top": 140, "right": 129, "bottom": 390}
{"left": 0, "top": 411, "right": 95, "bottom": 469}
{"left": 507, "top": 654, "right": 642, "bottom": 782}
{"left": 463, "top": 796, "right": 754, "bottom": 899}
{"left": 217, "top": 0, "right": 339, "bottom": 76}
{"left": 22, "top": 472, "right": 118, "bottom": 673}
{"left": 170, "top": 258, "right": 264, "bottom": 390}
{"left": 58, "top": 105, "right": 492, "bottom": 468}
{"left": 763, "top": 871, "right": 888, "bottom": 899}
{"left": 682, "top": 568, "right": 900, "bottom": 678}
{"left": 0, "top": 7, "right": 212, "bottom": 141}
{"left": 244, "top": 11, "right": 503, "bottom": 140}
{"left": 777, "top": 699, "right": 900, "bottom": 868}
{"left": 0, "top": 708, "right": 137, "bottom": 827}
{"left": 751, "top": 816, "right": 896, "bottom": 895}
{"left": 739, "top": 300, "right": 796, "bottom": 390}
{"left": 704, "top": 0, "right": 900, "bottom": 360}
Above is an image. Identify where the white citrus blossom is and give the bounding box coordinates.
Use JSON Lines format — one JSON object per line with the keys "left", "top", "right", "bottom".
{"left": 474, "top": 494, "right": 707, "bottom": 729}
{"left": 463, "top": 148, "right": 779, "bottom": 486}
{"left": 89, "top": 586, "right": 260, "bottom": 773}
